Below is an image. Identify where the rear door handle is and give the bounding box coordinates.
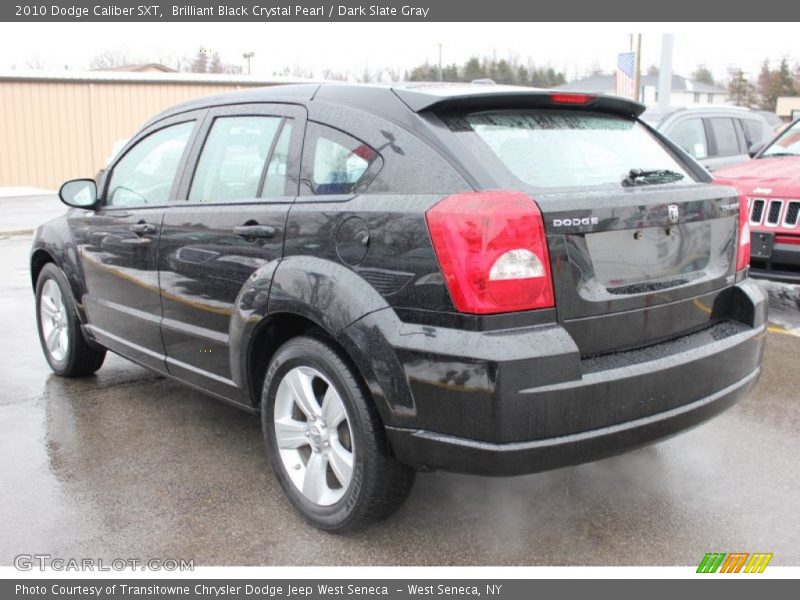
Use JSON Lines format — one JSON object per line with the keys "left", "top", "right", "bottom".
{"left": 129, "top": 222, "right": 157, "bottom": 235}
{"left": 233, "top": 224, "right": 276, "bottom": 239}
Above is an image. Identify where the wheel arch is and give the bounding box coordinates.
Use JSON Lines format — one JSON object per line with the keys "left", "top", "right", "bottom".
{"left": 235, "top": 256, "right": 414, "bottom": 428}
{"left": 30, "top": 216, "right": 90, "bottom": 325}
{"left": 244, "top": 311, "right": 328, "bottom": 409}
{"left": 30, "top": 248, "right": 55, "bottom": 290}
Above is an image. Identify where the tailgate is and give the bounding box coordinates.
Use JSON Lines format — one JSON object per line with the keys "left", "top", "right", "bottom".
{"left": 538, "top": 184, "right": 739, "bottom": 355}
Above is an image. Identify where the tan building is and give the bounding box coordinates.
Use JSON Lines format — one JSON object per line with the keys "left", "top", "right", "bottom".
{"left": 0, "top": 70, "right": 314, "bottom": 190}
{"left": 776, "top": 96, "right": 800, "bottom": 122}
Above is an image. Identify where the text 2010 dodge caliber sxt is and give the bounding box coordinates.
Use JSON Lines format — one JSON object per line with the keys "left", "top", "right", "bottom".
{"left": 31, "top": 84, "right": 766, "bottom": 531}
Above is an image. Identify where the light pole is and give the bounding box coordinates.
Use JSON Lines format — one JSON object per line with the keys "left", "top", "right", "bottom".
{"left": 658, "top": 34, "right": 674, "bottom": 111}
{"left": 243, "top": 52, "right": 255, "bottom": 75}
{"left": 633, "top": 34, "right": 642, "bottom": 103}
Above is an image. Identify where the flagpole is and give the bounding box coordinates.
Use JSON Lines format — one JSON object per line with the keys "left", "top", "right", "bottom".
{"left": 634, "top": 33, "right": 642, "bottom": 103}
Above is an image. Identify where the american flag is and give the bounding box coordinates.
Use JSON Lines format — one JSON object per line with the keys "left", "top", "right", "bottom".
{"left": 615, "top": 52, "right": 636, "bottom": 99}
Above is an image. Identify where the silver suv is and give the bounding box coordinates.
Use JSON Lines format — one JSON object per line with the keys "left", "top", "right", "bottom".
{"left": 642, "top": 106, "right": 775, "bottom": 171}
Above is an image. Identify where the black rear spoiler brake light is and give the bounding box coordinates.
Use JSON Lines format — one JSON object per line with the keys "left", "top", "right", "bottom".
{"left": 393, "top": 88, "right": 646, "bottom": 119}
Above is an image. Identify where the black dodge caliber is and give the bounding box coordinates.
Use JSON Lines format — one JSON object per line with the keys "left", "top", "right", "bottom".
{"left": 31, "top": 83, "right": 766, "bottom": 531}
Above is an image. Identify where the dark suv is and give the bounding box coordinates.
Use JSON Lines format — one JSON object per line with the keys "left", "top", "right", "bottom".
{"left": 31, "top": 84, "right": 766, "bottom": 532}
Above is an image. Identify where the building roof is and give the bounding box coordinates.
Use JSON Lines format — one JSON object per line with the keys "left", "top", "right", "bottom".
{"left": 96, "top": 63, "right": 179, "bottom": 73}
{"left": 554, "top": 73, "right": 727, "bottom": 95}
{"left": 0, "top": 69, "right": 317, "bottom": 86}
{"left": 776, "top": 96, "right": 800, "bottom": 118}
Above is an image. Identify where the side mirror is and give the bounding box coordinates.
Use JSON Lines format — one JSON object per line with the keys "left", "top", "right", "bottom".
{"left": 748, "top": 142, "right": 765, "bottom": 158}
{"left": 59, "top": 179, "right": 98, "bottom": 209}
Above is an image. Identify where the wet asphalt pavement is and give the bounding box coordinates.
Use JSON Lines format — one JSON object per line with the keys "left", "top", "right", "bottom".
{"left": 1, "top": 195, "right": 799, "bottom": 566}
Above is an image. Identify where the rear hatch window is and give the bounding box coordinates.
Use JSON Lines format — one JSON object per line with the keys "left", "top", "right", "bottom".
{"left": 442, "top": 109, "right": 692, "bottom": 190}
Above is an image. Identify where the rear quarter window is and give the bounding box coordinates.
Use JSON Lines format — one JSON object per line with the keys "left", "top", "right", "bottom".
{"left": 441, "top": 109, "right": 693, "bottom": 190}
{"left": 300, "top": 122, "right": 382, "bottom": 196}
{"left": 741, "top": 118, "right": 764, "bottom": 147}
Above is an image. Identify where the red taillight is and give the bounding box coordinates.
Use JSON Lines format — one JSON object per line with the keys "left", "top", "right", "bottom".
{"left": 737, "top": 194, "right": 751, "bottom": 272}
{"left": 425, "top": 191, "right": 555, "bottom": 314}
{"left": 715, "top": 178, "right": 750, "bottom": 273}
{"left": 550, "top": 93, "right": 594, "bottom": 105}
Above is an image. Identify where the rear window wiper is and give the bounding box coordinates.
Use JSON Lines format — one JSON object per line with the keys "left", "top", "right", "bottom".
{"left": 622, "top": 168, "right": 685, "bottom": 187}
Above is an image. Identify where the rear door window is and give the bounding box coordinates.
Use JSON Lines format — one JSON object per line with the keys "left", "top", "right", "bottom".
{"left": 300, "top": 123, "right": 381, "bottom": 195}
{"left": 668, "top": 118, "right": 708, "bottom": 160}
{"left": 707, "top": 117, "right": 742, "bottom": 157}
{"left": 262, "top": 123, "right": 293, "bottom": 197}
{"left": 189, "top": 116, "right": 287, "bottom": 202}
{"left": 442, "top": 109, "right": 691, "bottom": 189}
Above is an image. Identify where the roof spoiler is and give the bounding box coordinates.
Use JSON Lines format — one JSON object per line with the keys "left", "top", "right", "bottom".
{"left": 393, "top": 88, "right": 646, "bottom": 119}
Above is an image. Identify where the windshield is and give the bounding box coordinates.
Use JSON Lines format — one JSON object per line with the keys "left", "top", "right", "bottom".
{"left": 761, "top": 120, "right": 800, "bottom": 157}
{"left": 443, "top": 109, "right": 692, "bottom": 189}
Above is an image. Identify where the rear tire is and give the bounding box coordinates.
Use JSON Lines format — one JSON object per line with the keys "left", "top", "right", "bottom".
{"left": 262, "top": 335, "right": 415, "bottom": 532}
{"left": 35, "top": 263, "right": 106, "bottom": 377}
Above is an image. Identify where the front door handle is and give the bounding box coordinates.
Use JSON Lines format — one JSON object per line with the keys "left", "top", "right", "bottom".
{"left": 233, "top": 224, "right": 276, "bottom": 239}
{"left": 129, "top": 222, "right": 157, "bottom": 235}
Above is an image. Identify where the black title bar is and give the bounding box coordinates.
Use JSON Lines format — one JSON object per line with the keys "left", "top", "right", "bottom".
{"left": 3, "top": 0, "right": 800, "bottom": 22}
{"left": 5, "top": 579, "right": 799, "bottom": 600}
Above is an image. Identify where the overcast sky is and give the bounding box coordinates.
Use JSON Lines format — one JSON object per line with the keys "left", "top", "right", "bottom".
{"left": 0, "top": 22, "right": 798, "bottom": 82}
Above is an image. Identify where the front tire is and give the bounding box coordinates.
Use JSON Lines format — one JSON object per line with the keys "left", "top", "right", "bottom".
{"left": 35, "top": 263, "right": 106, "bottom": 377}
{"left": 262, "top": 336, "right": 415, "bottom": 532}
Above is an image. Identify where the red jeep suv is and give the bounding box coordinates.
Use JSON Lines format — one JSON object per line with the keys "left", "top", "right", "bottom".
{"left": 716, "top": 119, "right": 800, "bottom": 283}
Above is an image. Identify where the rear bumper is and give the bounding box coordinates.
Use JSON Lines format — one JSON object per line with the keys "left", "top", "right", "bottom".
{"left": 349, "top": 279, "right": 766, "bottom": 476}
{"left": 386, "top": 366, "right": 760, "bottom": 476}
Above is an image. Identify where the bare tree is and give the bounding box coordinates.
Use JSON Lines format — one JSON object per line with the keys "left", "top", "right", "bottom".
{"left": 90, "top": 51, "right": 132, "bottom": 70}
{"left": 588, "top": 62, "right": 605, "bottom": 76}
{"left": 357, "top": 66, "right": 377, "bottom": 83}
{"left": 208, "top": 52, "right": 225, "bottom": 74}
{"left": 25, "top": 55, "right": 45, "bottom": 70}
{"left": 180, "top": 48, "right": 241, "bottom": 74}
{"left": 757, "top": 58, "right": 797, "bottom": 111}
{"left": 321, "top": 68, "right": 348, "bottom": 81}
{"left": 189, "top": 48, "right": 210, "bottom": 73}
{"left": 727, "top": 68, "right": 757, "bottom": 108}
{"left": 281, "top": 65, "right": 314, "bottom": 78}
{"left": 382, "top": 67, "right": 404, "bottom": 83}
{"left": 692, "top": 65, "right": 715, "bottom": 85}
